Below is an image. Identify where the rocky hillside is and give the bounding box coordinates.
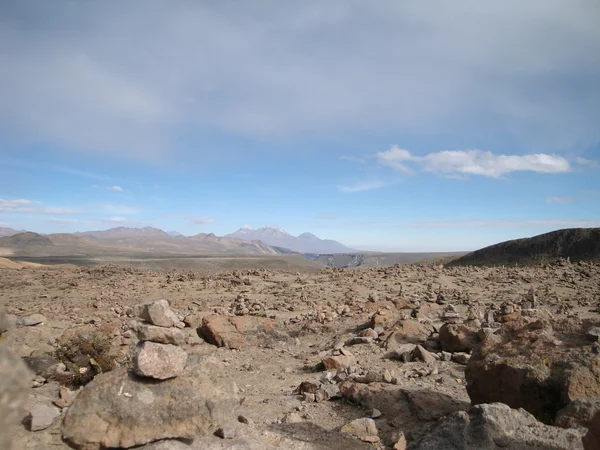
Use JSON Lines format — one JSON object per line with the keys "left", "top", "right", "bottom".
{"left": 448, "top": 228, "right": 600, "bottom": 267}
{"left": 309, "top": 252, "right": 465, "bottom": 268}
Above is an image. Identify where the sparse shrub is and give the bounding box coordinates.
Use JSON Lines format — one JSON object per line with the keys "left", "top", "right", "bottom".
{"left": 55, "top": 330, "right": 117, "bottom": 387}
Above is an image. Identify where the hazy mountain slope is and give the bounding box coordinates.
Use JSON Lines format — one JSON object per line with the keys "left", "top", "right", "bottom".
{"left": 0, "top": 227, "right": 25, "bottom": 237}
{"left": 1, "top": 228, "right": 283, "bottom": 257}
{"left": 448, "top": 228, "right": 600, "bottom": 267}
{"left": 226, "top": 226, "right": 356, "bottom": 253}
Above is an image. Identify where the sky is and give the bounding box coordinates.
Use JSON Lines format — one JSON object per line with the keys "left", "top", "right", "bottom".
{"left": 1, "top": 0, "right": 599, "bottom": 252}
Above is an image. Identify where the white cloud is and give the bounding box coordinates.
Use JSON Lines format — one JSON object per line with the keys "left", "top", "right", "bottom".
{"left": 338, "top": 180, "right": 386, "bottom": 193}
{"left": 575, "top": 157, "right": 598, "bottom": 167}
{"left": 102, "top": 217, "right": 128, "bottom": 223}
{"left": 94, "top": 185, "right": 125, "bottom": 192}
{"left": 0, "top": 221, "right": 9, "bottom": 227}
{"left": 0, "top": 1, "right": 598, "bottom": 159}
{"left": 0, "top": 198, "right": 39, "bottom": 210}
{"left": 0, "top": 197, "right": 83, "bottom": 215}
{"left": 190, "top": 216, "right": 215, "bottom": 224}
{"left": 403, "top": 219, "right": 600, "bottom": 228}
{"left": 546, "top": 196, "right": 574, "bottom": 203}
{"left": 377, "top": 146, "right": 571, "bottom": 178}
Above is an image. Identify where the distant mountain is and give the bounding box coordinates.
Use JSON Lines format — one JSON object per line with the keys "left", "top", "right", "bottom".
{"left": 1, "top": 227, "right": 283, "bottom": 258}
{"left": 0, "top": 227, "right": 25, "bottom": 238}
{"left": 166, "top": 230, "right": 183, "bottom": 237}
{"left": 76, "top": 226, "right": 169, "bottom": 239}
{"left": 226, "top": 226, "right": 356, "bottom": 254}
{"left": 448, "top": 228, "right": 600, "bottom": 267}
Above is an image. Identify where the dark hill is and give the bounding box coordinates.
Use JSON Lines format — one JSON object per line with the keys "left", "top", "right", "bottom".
{"left": 448, "top": 228, "right": 600, "bottom": 267}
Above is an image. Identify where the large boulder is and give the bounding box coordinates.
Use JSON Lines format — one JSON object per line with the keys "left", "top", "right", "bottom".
{"left": 62, "top": 357, "right": 239, "bottom": 449}
{"left": 0, "top": 307, "right": 33, "bottom": 450}
{"left": 555, "top": 398, "right": 600, "bottom": 429}
{"left": 466, "top": 319, "right": 600, "bottom": 424}
{"left": 197, "top": 315, "right": 277, "bottom": 349}
{"left": 438, "top": 323, "right": 479, "bottom": 353}
{"left": 412, "top": 403, "right": 584, "bottom": 450}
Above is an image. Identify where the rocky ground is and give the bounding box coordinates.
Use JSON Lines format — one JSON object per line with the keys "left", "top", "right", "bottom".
{"left": 1, "top": 258, "right": 600, "bottom": 449}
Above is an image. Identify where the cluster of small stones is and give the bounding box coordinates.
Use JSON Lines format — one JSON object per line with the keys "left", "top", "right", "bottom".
{"left": 129, "top": 299, "right": 188, "bottom": 380}
{"left": 228, "top": 294, "right": 266, "bottom": 316}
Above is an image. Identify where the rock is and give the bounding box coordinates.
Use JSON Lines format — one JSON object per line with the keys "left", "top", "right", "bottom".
{"left": 369, "top": 408, "right": 382, "bottom": 419}
{"left": 282, "top": 412, "right": 303, "bottom": 424}
{"left": 0, "top": 308, "right": 16, "bottom": 334}
{"left": 16, "top": 313, "right": 47, "bottom": 327}
{"left": 451, "top": 352, "right": 470, "bottom": 365}
{"left": 23, "top": 353, "right": 62, "bottom": 378}
{"left": 358, "top": 328, "right": 378, "bottom": 339}
{"left": 466, "top": 319, "right": 600, "bottom": 424}
{"left": 415, "top": 345, "right": 436, "bottom": 365}
{"left": 62, "top": 359, "right": 239, "bottom": 449}
{"left": 385, "top": 320, "right": 431, "bottom": 348}
{"left": 340, "top": 418, "right": 378, "bottom": 440}
{"left": 133, "top": 341, "right": 188, "bottom": 380}
{"left": 0, "top": 334, "right": 32, "bottom": 449}
{"left": 393, "top": 432, "right": 407, "bottom": 450}
{"left": 322, "top": 355, "right": 356, "bottom": 370}
{"left": 386, "top": 344, "right": 417, "bottom": 362}
{"left": 583, "top": 411, "right": 600, "bottom": 450}
{"left": 404, "top": 389, "right": 470, "bottom": 421}
{"left": 29, "top": 404, "right": 61, "bottom": 431}
{"left": 412, "top": 403, "right": 584, "bottom": 450}
{"left": 587, "top": 327, "right": 600, "bottom": 341}
{"left": 131, "top": 321, "right": 187, "bottom": 345}
{"left": 133, "top": 299, "right": 180, "bottom": 328}
{"left": 555, "top": 398, "right": 600, "bottom": 429}
{"left": 439, "top": 323, "right": 479, "bottom": 353}
{"left": 197, "top": 315, "right": 277, "bottom": 349}
{"left": 320, "top": 383, "right": 341, "bottom": 400}
{"left": 214, "top": 426, "right": 236, "bottom": 439}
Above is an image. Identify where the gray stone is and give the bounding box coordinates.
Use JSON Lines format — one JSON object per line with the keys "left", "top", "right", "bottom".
{"left": 62, "top": 359, "right": 239, "bottom": 449}
{"left": 0, "top": 334, "right": 33, "bottom": 449}
{"left": 340, "top": 418, "right": 378, "bottom": 439}
{"left": 29, "top": 404, "right": 61, "bottom": 431}
{"left": 133, "top": 341, "right": 188, "bottom": 380}
{"left": 0, "top": 308, "right": 16, "bottom": 334}
{"left": 131, "top": 321, "right": 187, "bottom": 345}
{"left": 412, "top": 403, "right": 584, "bottom": 450}
{"left": 215, "top": 426, "right": 236, "bottom": 439}
{"left": 555, "top": 398, "right": 600, "bottom": 429}
{"left": 587, "top": 327, "right": 600, "bottom": 341}
{"left": 415, "top": 345, "right": 436, "bottom": 364}
{"left": 16, "top": 313, "right": 47, "bottom": 327}
{"left": 133, "top": 299, "right": 180, "bottom": 328}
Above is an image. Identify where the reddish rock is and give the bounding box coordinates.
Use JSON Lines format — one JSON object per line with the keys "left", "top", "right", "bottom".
{"left": 495, "top": 311, "right": 522, "bottom": 323}
{"left": 466, "top": 319, "right": 600, "bottom": 424}
{"left": 322, "top": 355, "right": 356, "bottom": 370}
{"left": 385, "top": 320, "right": 431, "bottom": 348}
{"left": 583, "top": 411, "right": 600, "bottom": 450}
{"left": 439, "top": 323, "right": 479, "bottom": 353}
{"left": 197, "top": 315, "right": 276, "bottom": 349}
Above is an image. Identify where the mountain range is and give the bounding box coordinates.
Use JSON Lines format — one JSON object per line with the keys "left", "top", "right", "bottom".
{"left": 226, "top": 226, "right": 356, "bottom": 253}
{"left": 0, "top": 226, "right": 355, "bottom": 257}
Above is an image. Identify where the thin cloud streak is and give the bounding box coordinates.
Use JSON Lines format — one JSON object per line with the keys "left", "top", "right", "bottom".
{"left": 546, "top": 196, "right": 574, "bottom": 204}
{"left": 377, "top": 146, "right": 571, "bottom": 178}
{"left": 338, "top": 181, "right": 386, "bottom": 193}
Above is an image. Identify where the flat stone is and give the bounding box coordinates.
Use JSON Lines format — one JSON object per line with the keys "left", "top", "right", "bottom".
{"left": 16, "top": 314, "right": 47, "bottom": 327}
{"left": 62, "top": 360, "right": 239, "bottom": 449}
{"left": 131, "top": 321, "right": 187, "bottom": 345}
{"left": 133, "top": 341, "right": 188, "bottom": 380}
{"left": 29, "top": 404, "right": 61, "bottom": 431}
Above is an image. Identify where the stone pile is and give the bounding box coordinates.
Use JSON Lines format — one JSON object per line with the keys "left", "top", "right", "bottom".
{"left": 130, "top": 299, "right": 188, "bottom": 380}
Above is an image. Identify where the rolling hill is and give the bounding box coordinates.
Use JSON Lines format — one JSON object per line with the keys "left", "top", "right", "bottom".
{"left": 447, "top": 227, "right": 600, "bottom": 266}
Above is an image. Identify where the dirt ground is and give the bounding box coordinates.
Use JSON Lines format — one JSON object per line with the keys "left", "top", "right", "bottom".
{"left": 2, "top": 258, "right": 600, "bottom": 449}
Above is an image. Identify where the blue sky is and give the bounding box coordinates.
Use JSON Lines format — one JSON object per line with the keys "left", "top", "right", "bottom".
{"left": 1, "top": 1, "right": 599, "bottom": 251}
